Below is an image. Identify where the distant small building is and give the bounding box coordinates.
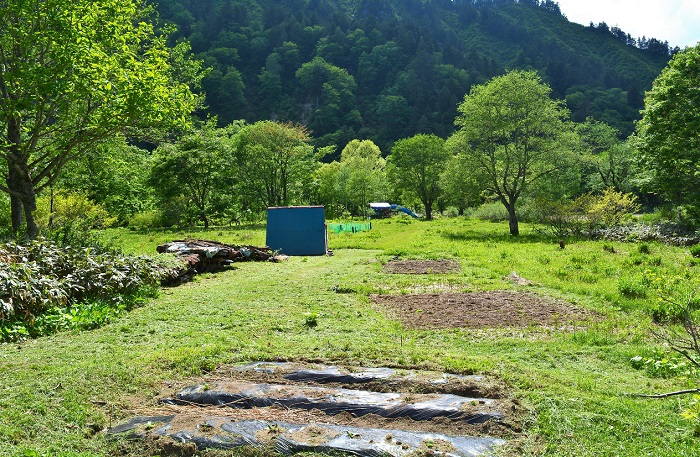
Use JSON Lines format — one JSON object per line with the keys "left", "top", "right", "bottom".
{"left": 266, "top": 206, "right": 328, "bottom": 256}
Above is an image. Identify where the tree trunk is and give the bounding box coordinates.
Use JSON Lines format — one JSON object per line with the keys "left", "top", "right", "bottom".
{"left": 10, "top": 195, "right": 23, "bottom": 235}
{"left": 23, "top": 197, "right": 38, "bottom": 239}
{"left": 424, "top": 201, "right": 433, "bottom": 220}
{"left": 7, "top": 166, "right": 23, "bottom": 234}
{"left": 507, "top": 203, "right": 519, "bottom": 236}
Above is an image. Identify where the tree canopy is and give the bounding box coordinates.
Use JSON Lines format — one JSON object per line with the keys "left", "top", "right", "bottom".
{"left": 635, "top": 44, "right": 700, "bottom": 223}
{"left": 233, "top": 121, "right": 316, "bottom": 211}
{"left": 453, "top": 70, "right": 577, "bottom": 235}
{"left": 0, "top": 0, "right": 202, "bottom": 237}
{"left": 388, "top": 134, "right": 449, "bottom": 220}
{"left": 149, "top": 121, "right": 241, "bottom": 229}
{"left": 155, "top": 0, "right": 670, "bottom": 151}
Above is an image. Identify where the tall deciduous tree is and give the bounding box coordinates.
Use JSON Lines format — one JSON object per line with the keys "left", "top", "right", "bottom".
{"left": 388, "top": 134, "right": 449, "bottom": 220}
{"left": 453, "top": 70, "right": 577, "bottom": 235}
{"left": 635, "top": 44, "right": 700, "bottom": 223}
{"left": 149, "top": 121, "right": 241, "bottom": 229}
{"left": 576, "top": 118, "right": 633, "bottom": 193}
{"left": 0, "top": 0, "right": 201, "bottom": 237}
{"left": 234, "top": 121, "right": 315, "bottom": 210}
{"left": 316, "top": 139, "right": 387, "bottom": 216}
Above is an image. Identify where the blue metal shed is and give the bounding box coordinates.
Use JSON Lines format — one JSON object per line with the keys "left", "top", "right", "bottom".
{"left": 266, "top": 206, "right": 328, "bottom": 256}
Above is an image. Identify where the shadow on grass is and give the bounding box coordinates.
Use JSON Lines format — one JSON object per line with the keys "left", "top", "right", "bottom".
{"left": 441, "top": 228, "right": 554, "bottom": 244}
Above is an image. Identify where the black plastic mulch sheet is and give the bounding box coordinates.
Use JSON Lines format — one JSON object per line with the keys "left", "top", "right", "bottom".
{"left": 163, "top": 382, "right": 502, "bottom": 423}
{"left": 108, "top": 417, "right": 505, "bottom": 457}
{"left": 235, "top": 361, "right": 485, "bottom": 385}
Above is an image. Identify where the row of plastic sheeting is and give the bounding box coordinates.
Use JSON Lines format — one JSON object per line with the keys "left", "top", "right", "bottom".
{"left": 109, "top": 417, "right": 505, "bottom": 457}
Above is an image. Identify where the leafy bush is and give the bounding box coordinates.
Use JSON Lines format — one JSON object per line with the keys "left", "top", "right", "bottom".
{"left": 472, "top": 202, "right": 509, "bottom": 221}
{"left": 533, "top": 189, "right": 642, "bottom": 237}
{"left": 618, "top": 276, "right": 647, "bottom": 298}
{"left": 691, "top": 245, "right": 700, "bottom": 258}
{"left": 35, "top": 190, "right": 117, "bottom": 231}
{"left": 630, "top": 348, "right": 692, "bottom": 378}
{"left": 638, "top": 243, "right": 651, "bottom": 254}
{"left": 129, "top": 209, "right": 169, "bottom": 229}
{"left": 0, "top": 239, "right": 175, "bottom": 335}
{"left": 584, "top": 188, "right": 640, "bottom": 227}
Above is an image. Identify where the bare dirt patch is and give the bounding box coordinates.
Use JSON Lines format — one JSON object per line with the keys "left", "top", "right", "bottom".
{"left": 371, "top": 291, "right": 597, "bottom": 330}
{"left": 383, "top": 259, "right": 461, "bottom": 274}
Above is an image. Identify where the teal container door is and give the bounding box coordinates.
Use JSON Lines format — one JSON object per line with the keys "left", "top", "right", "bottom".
{"left": 266, "top": 206, "right": 327, "bottom": 255}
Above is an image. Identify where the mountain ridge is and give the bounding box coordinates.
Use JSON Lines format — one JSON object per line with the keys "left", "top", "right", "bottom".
{"left": 154, "top": 0, "right": 671, "bottom": 152}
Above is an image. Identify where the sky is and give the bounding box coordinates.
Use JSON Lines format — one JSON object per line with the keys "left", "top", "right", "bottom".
{"left": 554, "top": 0, "right": 700, "bottom": 48}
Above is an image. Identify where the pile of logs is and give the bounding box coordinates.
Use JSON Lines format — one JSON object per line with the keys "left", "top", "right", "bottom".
{"left": 157, "top": 239, "right": 287, "bottom": 285}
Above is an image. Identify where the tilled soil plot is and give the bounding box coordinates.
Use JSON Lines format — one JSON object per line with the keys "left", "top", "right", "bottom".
{"left": 383, "top": 259, "right": 461, "bottom": 274}
{"left": 372, "top": 291, "right": 597, "bottom": 329}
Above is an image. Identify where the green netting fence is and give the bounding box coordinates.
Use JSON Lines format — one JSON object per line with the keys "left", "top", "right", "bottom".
{"left": 328, "top": 222, "right": 372, "bottom": 234}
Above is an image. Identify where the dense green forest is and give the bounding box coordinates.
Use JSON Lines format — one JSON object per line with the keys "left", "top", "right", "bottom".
{"left": 155, "top": 0, "right": 672, "bottom": 152}
{"left": 3, "top": 0, "right": 697, "bottom": 239}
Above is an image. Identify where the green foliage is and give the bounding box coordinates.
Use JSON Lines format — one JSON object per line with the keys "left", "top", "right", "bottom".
{"left": 316, "top": 140, "right": 388, "bottom": 217}
{"left": 630, "top": 348, "right": 692, "bottom": 378}
{"left": 583, "top": 188, "right": 641, "bottom": 228}
{"left": 533, "top": 188, "right": 641, "bottom": 237}
{"left": 149, "top": 120, "right": 242, "bottom": 229}
{"left": 681, "top": 395, "right": 700, "bottom": 437}
{"left": 153, "top": 0, "right": 668, "bottom": 154}
{"left": 388, "top": 134, "right": 449, "bottom": 220}
{"left": 576, "top": 118, "right": 634, "bottom": 193}
{"left": 453, "top": 70, "right": 578, "bottom": 235}
{"left": 440, "top": 139, "right": 486, "bottom": 213}
{"left": 635, "top": 44, "right": 700, "bottom": 226}
{"left": 617, "top": 276, "right": 647, "bottom": 299}
{"left": 233, "top": 121, "right": 316, "bottom": 211}
{"left": 1, "top": 288, "right": 158, "bottom": 342}
{"left": 34, "top": 190, "right": 117, "bottom": 233}
{"left": 0, "top": 239, "right": 174, "bottom": 336}
{"left": 691, "top": 245, "right": 700, "bottom": 258}
{"left": 0, "top": 0, "right": 202, "bottom": 237}
{"left": 128, "top": 210, "right": 171, "bottom": 230}
{"left": 58, "top": 138, "right": 154, "bottom": 224}
{"left": 471, "top": 202, "right": 510, "bottom": 222}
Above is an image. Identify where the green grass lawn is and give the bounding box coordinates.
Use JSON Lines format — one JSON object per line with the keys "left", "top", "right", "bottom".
{"left": 1, "top": 217, "right": 699, "bottom": 456}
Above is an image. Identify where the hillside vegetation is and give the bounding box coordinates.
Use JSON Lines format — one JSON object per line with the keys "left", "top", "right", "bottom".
{"left": 155, "top": 0, "right": 671, "bottom": 151}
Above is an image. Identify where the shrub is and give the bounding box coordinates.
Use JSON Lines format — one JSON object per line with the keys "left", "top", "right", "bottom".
{"left": 630, "top": 348, "right": 692, "bottom": 378}
{"left": 472, "top": 202, "right": 509, "bottom": 221}
{"left": 533, "top": 189, "right": 641, "bottom": 237}
{"left": 585, "top": 188, "right": 640, "bottom": 228}
{"left": 618, "top": 277, "right": 647, "bottom": 298}
{"left": 691, "top": 245, "right": 700, "bottom": 258}
{"left": 35, "top": 190, "right": 117, "bottom": 232}
{"left": 129, "top": 209, "right": 169, "bottom": 229}
{"left": 0, "top": 239, "right": 175, "bottom": 331}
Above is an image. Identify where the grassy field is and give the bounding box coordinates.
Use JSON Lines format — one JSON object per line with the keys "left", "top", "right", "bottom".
{"left": 1, "top": 217, "right": 699, "bottom": 456}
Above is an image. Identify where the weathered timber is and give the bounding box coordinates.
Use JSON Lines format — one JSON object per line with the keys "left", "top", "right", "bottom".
{"left": 158, "top": 239, "right": 286, "bottom": 285}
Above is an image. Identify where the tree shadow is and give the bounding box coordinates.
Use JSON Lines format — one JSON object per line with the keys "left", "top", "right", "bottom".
{"left": 440, "top": 227, "right": 553, "bottom": 244}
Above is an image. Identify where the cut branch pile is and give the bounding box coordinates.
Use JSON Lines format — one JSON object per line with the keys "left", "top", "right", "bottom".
{"left": 157, "top": 239, "right": 286, "bottom": 285}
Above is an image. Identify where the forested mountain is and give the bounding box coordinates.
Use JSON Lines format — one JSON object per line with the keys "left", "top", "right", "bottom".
{"left": 154, "top": 0, "right": 672, "bottom": 154}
